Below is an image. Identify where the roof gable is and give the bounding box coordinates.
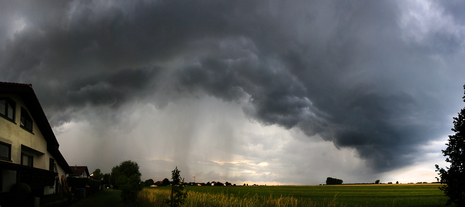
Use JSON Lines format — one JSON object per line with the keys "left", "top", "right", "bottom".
{"left": 70, "top": 166, "right": 90, "bottom": 177}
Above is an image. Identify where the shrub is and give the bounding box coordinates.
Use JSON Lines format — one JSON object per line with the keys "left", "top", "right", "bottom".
{"left": 118, "top": 174, "right": 142, "bottom": 203}
{"left": 86, "top": 178, "right": 101, "bottom": 195}
{"left": 10, "top": 183, "right": 31, "bottom": 195}
{"left": 10, "top": 183, "right": 33, "bottom": 206}
{"left": 111, "top": 160, "right": 142, "bottom": 203}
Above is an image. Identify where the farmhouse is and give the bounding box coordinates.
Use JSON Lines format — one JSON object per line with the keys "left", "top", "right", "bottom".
{"left": 0, "top": 82, "right": 72, "bottom": 203}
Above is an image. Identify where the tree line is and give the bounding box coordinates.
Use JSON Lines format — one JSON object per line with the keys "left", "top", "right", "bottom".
{"left": 91, "top": 161, "right": 187, "bottom": 206}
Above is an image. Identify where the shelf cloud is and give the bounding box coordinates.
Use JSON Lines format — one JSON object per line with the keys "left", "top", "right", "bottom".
{"left": 1, "top": 0, "right": 464, "bottom": 184}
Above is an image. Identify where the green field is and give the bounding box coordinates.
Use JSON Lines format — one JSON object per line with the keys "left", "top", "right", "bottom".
{"left": 67, "top": 184, "right": 449, "bottom": 207}
{"left": 142, "top": 184, "right": 448, "bottom": 207}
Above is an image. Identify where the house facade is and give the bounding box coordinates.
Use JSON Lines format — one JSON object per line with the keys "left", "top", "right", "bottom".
{"left": 0, "top": 82, "right": 71, "bottom": 200}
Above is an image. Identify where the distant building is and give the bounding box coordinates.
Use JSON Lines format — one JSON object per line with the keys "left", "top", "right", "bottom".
{"left": 69, "top": 166, "right": 90, "bottom": 178}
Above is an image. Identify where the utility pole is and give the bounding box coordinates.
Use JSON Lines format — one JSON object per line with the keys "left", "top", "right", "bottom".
{"left": 193, "top": 176, "right": 195, "bottom": 183}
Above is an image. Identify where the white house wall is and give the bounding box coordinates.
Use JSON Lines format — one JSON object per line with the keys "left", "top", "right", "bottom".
{"left": 0, "top": 93, "right": 68, "bottom": 195}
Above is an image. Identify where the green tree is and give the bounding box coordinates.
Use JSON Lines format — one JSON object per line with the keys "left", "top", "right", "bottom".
{"left": 436, "top": 84, "right": 465, "bottom": 206}
{"left": 145, "top": 179, "right": 155, "bottom": 186}
{"left": 92, "top": 168, "right": 104, "bottom": 181}
{"left": 162, "top": 178, "right": 170, "bottom": 186}
{"left": 102, "top": 173, "right": 110, "bottom": 186}
{"left": 166, "top": 166, "right": 187, "bottom": 207}
{"left": 111, "top": 160, "right": 142, "bottom": 203}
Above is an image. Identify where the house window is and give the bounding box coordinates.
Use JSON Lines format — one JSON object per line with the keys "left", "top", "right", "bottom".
{"left": 0, "top": 142, "right": 11, "bottom": 161}
{"left": 49, "top": 158, "right": 55, "bottom": 172}
{"left": 21, "top": 154, "right": 33, "bottom": 167}
{"left": 0, "top": 98, "right": 15, "bottom": 122}
{"left": 20, "top": 108, "right": 33, "bottom": 132}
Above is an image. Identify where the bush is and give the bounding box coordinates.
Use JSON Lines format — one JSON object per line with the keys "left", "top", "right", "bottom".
{"left": 118, "top": 174, "right": 142, "bottom": 203}
{"left": 111, "top": 160, "right": 142, "bottom": 203}
{"left": 86, "top": 178, "right": 101, "bottom": 195}
{"left": 10, "top": 183, "right": 31, "bottom": 195}
{"left": 10, "top": 183, "right": 33, "bottom": 207}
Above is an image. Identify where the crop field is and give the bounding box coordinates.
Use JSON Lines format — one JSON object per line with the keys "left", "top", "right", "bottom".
{"left": 139, "top": 184, "right": 449, "bottom": 207}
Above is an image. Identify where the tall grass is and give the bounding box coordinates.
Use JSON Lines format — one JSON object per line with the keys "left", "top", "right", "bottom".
{"left": 138, "top": 188, "right": 170, "bottom": 206}
{"left": 137, "top": 188, "right": 346, "bottom": 207}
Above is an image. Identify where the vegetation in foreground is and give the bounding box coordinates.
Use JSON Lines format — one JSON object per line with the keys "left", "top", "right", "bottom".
{"left": 111, "top": 160, "right": 142, "bottom": 203}
{"left": 165, "top": 166, "right": 187, "bottom": 206}
{"left": 138, "top": 188, "right": 343, "bottom": 207}
{"left": 436, "top": 84, "right": 465, "bottom": 206}
{"left": 138, "top": 184, "right": 448, "bottom": 207}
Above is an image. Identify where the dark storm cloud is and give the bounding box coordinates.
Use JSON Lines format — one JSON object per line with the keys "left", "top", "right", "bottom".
{"left": 66, "top": 68, "right": 157, "bottom": 105}
{"left": 41, "top": 68, "right": 159, "bottom": 125}
{"left": 0, "top": 0, "right": 462, "bottom": 174}
{"left": 171, "top": 0, "right": 455, "bottom": 171}
{"left": 177, "top": 57, "right": 317, "bottom": 129}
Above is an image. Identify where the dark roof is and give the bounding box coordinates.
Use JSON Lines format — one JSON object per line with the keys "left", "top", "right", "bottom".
{"left": 70, "top": 166, "right": 90, "bottom": 177}
{"left": 0, "top": 82, "right": 71, "bottom": 173}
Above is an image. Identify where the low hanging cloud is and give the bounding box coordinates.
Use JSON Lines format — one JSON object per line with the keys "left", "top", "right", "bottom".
{"left": 1, "top": 0, "right": 464, "bottom": 178}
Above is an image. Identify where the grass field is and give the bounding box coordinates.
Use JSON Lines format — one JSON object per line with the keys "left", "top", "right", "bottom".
{"left": 140, "top": 184, "right": 449, "bottom": 207}
{"left": 67, "top": 184, "right": 449, "bottom": 207}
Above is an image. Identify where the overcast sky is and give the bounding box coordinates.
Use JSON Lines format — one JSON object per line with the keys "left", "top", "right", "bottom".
{"left": 1, "top": 0, "right": 464, "bottom": 185}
